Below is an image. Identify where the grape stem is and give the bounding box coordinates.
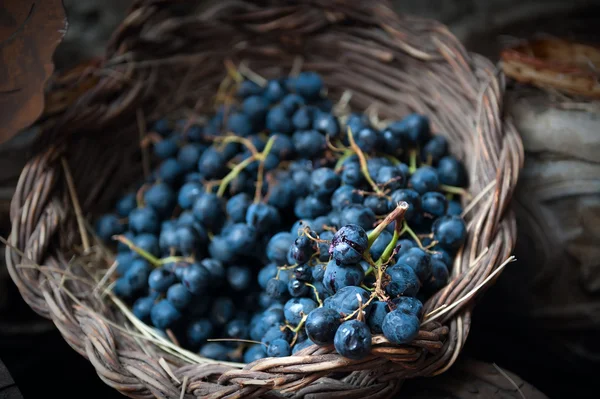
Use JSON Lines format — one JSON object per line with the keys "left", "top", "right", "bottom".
{"left": 213, "top": 135, "right": 258, "bottom": 156}
{"left": 159, "top": 256, "right": 194, "bottom": 265}
{"left": 334, "top": 149, "right": 354, "bottom": 171}
{"left": 342, "top": 293, "right": 375, "bottom": 321}
{"left": 347, "top": 128, "right": 384, "bottom": 195}
{"left": 409, "top": 149, "right": 418, "bottom": 174}
{"left": 217, "top": 135, "right": 277, "bottom": 198}
{"left": 366, "top": 201, "right": 409, "bottom": 249}
{"left": 254, "top": 135, "right": 276, "bottom": 203}
{"left": 112, "top": 235, "right": 161, "bottom": 267}
{"left": 286, "top": 314, "right": 308, "bottom": 346}
{"left": 440, "top": 184, "right": 472, "bottom": 199}
{"left": 305, "top": 283, "right": 323, "bottom": 307}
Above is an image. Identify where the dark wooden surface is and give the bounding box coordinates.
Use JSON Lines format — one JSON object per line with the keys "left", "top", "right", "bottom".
{"left": 0, "top": 0, "right": 67, "bottom": 145}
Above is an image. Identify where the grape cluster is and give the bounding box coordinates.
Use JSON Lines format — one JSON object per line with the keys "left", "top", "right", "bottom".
{"left": 96, "top": 70, "right": 468, "bottom": 362}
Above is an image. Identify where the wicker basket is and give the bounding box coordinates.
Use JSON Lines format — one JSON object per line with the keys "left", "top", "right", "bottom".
{"left": 6, "top": 1, "right": 524, "bottom": 398}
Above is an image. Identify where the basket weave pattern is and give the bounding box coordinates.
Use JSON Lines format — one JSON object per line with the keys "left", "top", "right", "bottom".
{"left": 6, "top": 1, "right": 524, "bottom": 398}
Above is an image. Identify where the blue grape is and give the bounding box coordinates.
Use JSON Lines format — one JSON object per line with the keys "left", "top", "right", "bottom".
{"left": 187, "top": 319, "right": 213, "bottom": 347}
{"left": 292, "top": 130, "right": 326, "bottom": 158}
{"left": 392, "top": 296, "right": 423, "bottom": 317}
{"left": 178, "top": 182, "right": 203, "bottom": 210}
{"left": 227, "top": 265, "right": 252, "bottom": 291}
{"left": 295, "top": 72, "right": 323, "bottom": 100}
{"left": 226, "top": 112, "right": 253, "bottom": 137}
{"left": 193, "top": 193, "right": 225, "bottom": 231}
{"left": 323, "top": 260, "right": 365, "bottom": 294}
{"left": 340, "top": 162, "right": 363, "bottom": 186}
{"left": 437, "top": 156, "right": 467, "bottom": 187}
{"left": 226, "top": 193, "right": 251, "bottom": 223}
{"left": 244, "top": 344, "right": 266, "bottom": 363}
{"left": 157, "top": 158, "right": 184, "bottom": 186}
{"left": 367, "top": 301, "right": 388, "bottom": 334}
{"left": 305, "top": 307, "right": 341, "bottom": 345}
{"left": 396, "top": 248, "right": 432, "bottom": 283}
{"left": 385, "top": 264, "right": 420, "bottom": 298}
{"left": 421, "top": 191, "right": 448, "bottom": 219}
{"left": 409, "top": 166, "right": 439, "bottom": 195}
{"left": 432, "top": 215, "right": 467, "bottom": 251}
{"left": 329, "top": 224, "right": 368, "bottom": 265}
{"left": 181, "top": 263, "right": 210, "bottom": 294}
{"left": 199, "top": 343, "right": 229, "bottom": 361}
{"left": 422, "top": 135, "right": 448, "bottom": 164}
{"left": 246, "top": 203, "right": 280, "bottom": 233}
{"left": 267, "top": 232, "right": 294, "bottom": 266}
{"left": 95, "top": 214, "right": 124, "bottom": 242}
{"left": 132, "top": 295, "right": 156, "bottom": 323}
{"left": 210, "top": 297, "right": 235, "bottom": 326}
{"left": 376, "top": 166, "right": 407, "bottom": 191}
{"left": 334, "top": 320, "right": 372, "bottom": 360}
{"left": 151, "top": 299, "right": 181, "bottom": 330}
{"left": 387, "top": 114, "right": 430, "bottom": 145}
{"left": 116, "top": 194, "right": 137, "bottom": 218}
{"left": 124, "top": 259, "right": 151, "bottom": 291}
{"left": 166, "top": 283, "right": 192, "bottom": 310}
{"left": 261, "top": 325, "right": 291, "bottom": 346}
{"left": 148, "top": 267, "right": 177, "bottom": 292}
{"left": 339, "top": 205, "right": 376, "bottom": 232}
{"left": 382, "top": 310, "right": 420, "bottom": 344}
{"left": 267, "top": 338, "right": 291, "bottom": 357}
{"left": 284, "top": 298, "right": 317, "bottom": 325}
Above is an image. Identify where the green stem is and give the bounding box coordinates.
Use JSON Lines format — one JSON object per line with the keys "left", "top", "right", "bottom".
{"left": 159, "top": 256, "right": 194, "bottom": 265}
{"left": 214, "top": 135, "right": 258, "bottom": 155}
{"left": 409, "top": 149, "right": 418, "bottom": 174}
{"left": 399, "top": 221, "right": 426, "bottom": 250}
{"left": 361, "top": 283, "right": 375, "bottom": 292}
{"left": 305, "top": 283, "right": 323, "bottom": 307}
{"left": 377, "top": 227, "right": 400, "bottom": 266}
{"left": 217, "top": 155, "right": 257, "bottom": 197}
{"left": 254, "top": 135, "right": 278, "bottom": 203}
{"left": 334, "top": 150, "right": 355, "bottom": 172}
{"left": 347, "top": 128, "right": 383, "bottom": 195}
{"left": 113, "top": 235, "right": 160, "bottom": 267}
{"left": 382, "top": 154, "right": 401, "bottom": 166}
{"left": 440, "top": 184, "right": 470, "bottom": 199}
{"left": 367, "top": 201, "right": 409, "bottom": 249}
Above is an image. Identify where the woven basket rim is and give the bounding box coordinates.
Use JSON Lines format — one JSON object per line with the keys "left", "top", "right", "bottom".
{"left": 5, "top": 1, "right": 524, "bottom": 398}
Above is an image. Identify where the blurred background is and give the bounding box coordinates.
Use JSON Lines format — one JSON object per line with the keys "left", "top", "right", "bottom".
{"left": 1, "top": 0, "right": 599, "bottom": 398}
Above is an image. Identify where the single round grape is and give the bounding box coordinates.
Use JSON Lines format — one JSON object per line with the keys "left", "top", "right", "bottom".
{"left": 329, "top": 224, "right": 368, "bottom": 265}
{"left": 244, "top": 344, "right": 266, "bottom": 363}
{"left": 323, "top": 260, "right": 365, "bottom": 294}
{"left": 284, "top": 297, "right": 317, "bottom": 325}
{"left": 267, "top": 338, "right": 291, "bottom": 357}
{"left": 148, "top": 267, "right": 177, "bottom": 292}
{"left": 382, "top": 310, "right": 420, "bottom": 344}
{"left": 305, "top": 307, "right": 341, "bottom": 345}
{"left": 166, "top": 283, "right": 192, "bottom": 310}
{"left": 150, "top": 299, "right": 181, "bottom": 330}
{"left": 385, "top": 263, "right": 420, "bottom": 297}
{"left": 334, "top": 320, "right": 372, "bottom": 360}
{"left": 187, "top": 319, "right": 213, "bottom": 347}
{"left": 409, "top": 166, "right": 440, "bottom": 195}
{"left": 432, "top": 215, "right": 467, "bottom": 250}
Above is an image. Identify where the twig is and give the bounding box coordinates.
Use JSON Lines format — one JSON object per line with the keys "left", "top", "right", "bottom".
{"left": 61, "top": 157, "right": 90, "bottom": 252}
{"left": 423, "top": 256, "right": 516, "bottom": 324}
{"left": 159, "top": 357, "right": 181, "bottom": 384}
